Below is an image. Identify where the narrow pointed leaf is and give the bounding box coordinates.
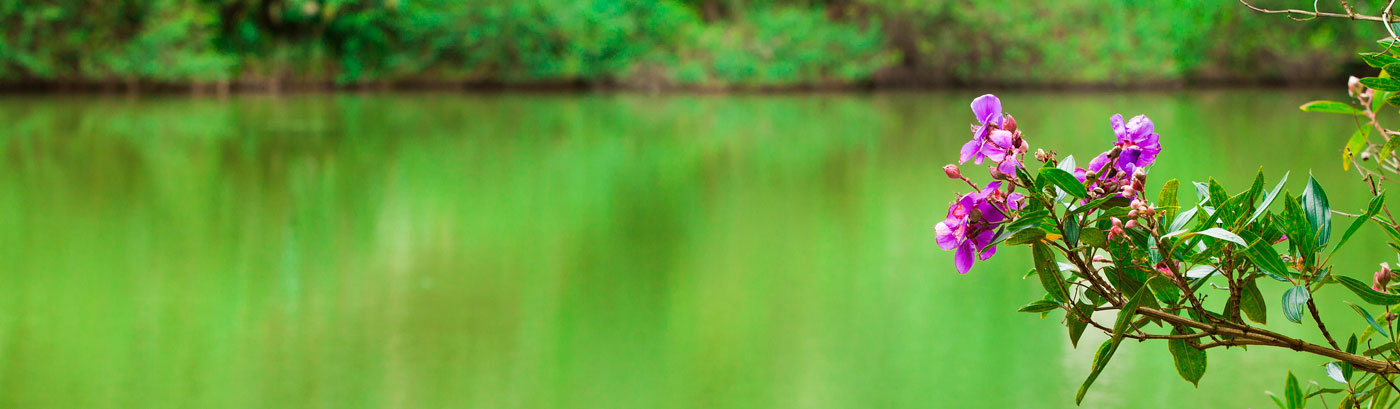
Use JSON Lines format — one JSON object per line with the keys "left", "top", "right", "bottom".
{"left": 1332, "top": 194, "right": 1385, "bottom": 254}
{"left": 1039, "top": 167, "right": 1088, "bottom": 199}
{"left": 1285, "top": 371, "right": 1303, "bottom": 409}
{"left": 1334, "top": 275, "right": 1400, "bottom": 305}
{"left": 1248, "top": 171, "right": 1288, "bottom": 224}
{"left": 1195, "top": 227, "right": 1248, "bottom": 247}
{"left": 1345, "top": 301, "right": 1391, "bottom": 338}
{"left": 1018, "top": 300, "right": 1061, "bottom": 313}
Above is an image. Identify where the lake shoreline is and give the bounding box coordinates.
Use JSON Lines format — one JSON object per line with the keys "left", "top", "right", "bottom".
{"left": 0, "top": 76, "right": 1355, "bottom": 96}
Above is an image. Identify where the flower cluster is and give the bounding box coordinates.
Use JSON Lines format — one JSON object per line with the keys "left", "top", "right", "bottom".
{"left": 935, "top": 94, "right": 1164, "bottom": 274}
{"left": 1075, "top": 114, "right": 1161, "bottom": 199}
{"left": 960, "top": 94, "right": 1028, "bottom": 179}
{"left": 935, "top": 182, "right": 1025, "bottom": 274}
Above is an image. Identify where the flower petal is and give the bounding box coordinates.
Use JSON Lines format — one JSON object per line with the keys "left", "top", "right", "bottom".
{"left": 1110, "top": 114, "right": 1127, "bottom": 141}
{"left": 981, "top": 143, "right": 1006, "bottom": 163}
{"left": 959, "top": 139, "right": 981, "bottom": 164}
{"left": 1127, "top": 115, "right": 1154, "bottom": 142}
{"left": 979, "top": 244, "right": 997, "bottom": 261}
{"left": 971, "top": 94, "right": 1002, "bottom": 126}
{"left": 989, "top": 129, "right": 1014, "bottom": 148}
{"left": 1088, "top": 152, "right": 1111, "bottom": 173}
{"left": 955, "top": 242, "right": 975, "bottom": 274}
{"left": 998, "top": 157, "right": 1019, "bottom": 177}
{"left": 935, "top": 221, "right": 961, "bottom": 250}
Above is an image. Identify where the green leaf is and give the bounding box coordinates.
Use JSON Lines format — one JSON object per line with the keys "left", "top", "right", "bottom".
{"left": 1386, "top": 91, "right": 1400, "bottom": 108}
{"left": 1207, "top": 178, "right": 1229, "bottom": 207}
{"left": 1248, "top": 171, "right": 1289, "bottom": 224}
{"left": 1385, "top": 62, "right": 1400, "bottom": 78}
{"left": 1346, "top": 301, "right": 1392, "bottom": 338}
{"left": 1170, "top": 206, "right": 1199, "bottom": 234}
{"left": 1333, "top": 194, "right": 1385, "bottom": 255}
{"left": 1078, "top": 286, "right": 1149, "bottom": 405}
{"left": 1241, "top": 279, "right": 1268, "bottom": 325}
{"left": 1299, "top": 100, "right": 1364, "bottom": 114}
{"left": 1334, "top": 275, "right": 1400, "bottom": 305}
{"left": 1033, "top": 243, "right": 1071, "bottom": 303}
{"left": 1195, "top": 227, "right": 1248, "bottom": 247}
{"left": 1039, "top": 167, "right": 1088, "bottom": 199}
{"left": 1363, "top": 77, "right": 1400, "bottom": 92}
{"left": 1244, "top": 235, "right": 1290, "bottom": 279}
{"left": 1113, "top": 286, "right": 1149, "bottom": 337}
{"left": 1077, "top": 339, "right": 1118, "bottom": 405}
{"left": 1363, "top": 341, "right": 1396, "bottom": 356}
{"left": 1285, "top": 371, "right": 1303, "bottom": 409}
{"left": 1005, "top": 227, "right": 1049, "bottom": 246}
{"left": 1158, "top": 179, "right": 1180, "bottom": 226}
{"left": 1066, "top": 303, "right": 1093, "bottom": 348}
{"left": 1344, "top": 128, "right": 1369, "bottom": 171}
{"left": 1080, "top": 227, "right": 1107, "bottom": 249}
{"left": 1065, "top": 215, "right": 1081, "bottom": 247}
{"left": 1070, "top": 196, "right": 1130, "bottom": 214}
{"left": 1282, "top": 285, "right": 1311, "bottom": 324}
{"left": 1362, "top": 52, "right": 1400, "bottom": 68}
{"left": 1146, "top": 275, "right": 1181, "bottom": 305}
{"left": 1302, "top": 175, "right": 1332, "bottom": 248}
{"left": 1015, "top": 164, "right": 1037, "bottom": 188}
{"left": 1168, "top": 326, "right": 1207, "bottom": 386}
{"left": 1018, "top": 300, "right": 1061, "bottom": 313}
{"left": 1383, "top": 134, "right": 1400, "bottom": 162}
{"left": 1281, "top": 193, "right": 1316, "bottom": 262}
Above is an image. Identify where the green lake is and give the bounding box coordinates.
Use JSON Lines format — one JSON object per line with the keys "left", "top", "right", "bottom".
{"left": 0, "top": 90, "right": 1391, "bottom": 408}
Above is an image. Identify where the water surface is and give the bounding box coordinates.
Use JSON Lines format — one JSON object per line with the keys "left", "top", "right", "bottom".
{"left": 0, "top": 90, "right": 1389, "bottom": 408}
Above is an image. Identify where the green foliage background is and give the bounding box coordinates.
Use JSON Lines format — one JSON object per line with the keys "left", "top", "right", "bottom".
{"left": 0, "top": 0, "right": 1386, "bottom": 87}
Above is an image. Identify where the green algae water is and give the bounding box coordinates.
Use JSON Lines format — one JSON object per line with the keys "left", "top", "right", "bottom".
{"left": 0, "top": 90, "right": 1389, "bottom": 408}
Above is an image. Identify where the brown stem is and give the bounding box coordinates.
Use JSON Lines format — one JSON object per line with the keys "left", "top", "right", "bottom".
{"left": 1307, "top": 298, "right": 1343, "bottom": 351}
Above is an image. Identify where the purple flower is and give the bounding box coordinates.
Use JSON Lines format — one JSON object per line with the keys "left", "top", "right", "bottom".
{"left": 1076, "top": 114, "right": 1161, "bottom": 199}
{"left": 935, "top": 182, "right": 1024, "bottom": 274}
{"left": 1088, "top": 114, "right": 1161, "bottom": 174}
{"left": 960, "top": 94, "right": 1006, "bottom": 165}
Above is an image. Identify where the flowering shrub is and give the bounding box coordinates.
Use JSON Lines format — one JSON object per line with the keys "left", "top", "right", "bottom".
{"left": 938, "top": 85, "right": 1400, "bottom": 406}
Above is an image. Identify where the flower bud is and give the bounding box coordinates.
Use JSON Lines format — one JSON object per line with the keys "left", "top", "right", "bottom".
{"left": 1362, "top": 151, "right": 1373, "bottom": 161}
{"left": 1350, "top": 76, "right": 1364, "bottom": 97}
{"left": 1004, "top": 114, "right": 1018, "bottom": 133}
{"left": 989, "top": 164, "right": 1008, "bottom": 180}
{"left": 944, "top": 164, "right": 962, "bottom": 179}
{"left": 1108, "top": 217, "right": 1126, "bottom": 241}
{"left": 1128, "top": 209, "right": 1139, "bottom": 218}
{"left": 1376, "top": 263, "right": 1395, "bottom": 293}
{"left": 1125, "top": 219, "right": 1140, "bottom": 229}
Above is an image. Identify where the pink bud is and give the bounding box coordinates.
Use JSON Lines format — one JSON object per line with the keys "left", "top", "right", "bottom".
{"left": 1004, "top": 114, "right": 1018, "bottom": 133}
{"left": 1125, "top": 220, "right": 1140, "bottom": 229}
{"left": 1375, "top": 263, "right": 1394, "bottom": 293}
{"left": 943, "top": 164, "right": 962, "bottom": 180}
{"left": 988, "top": 165, "right": 1007, "bottom": 180}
